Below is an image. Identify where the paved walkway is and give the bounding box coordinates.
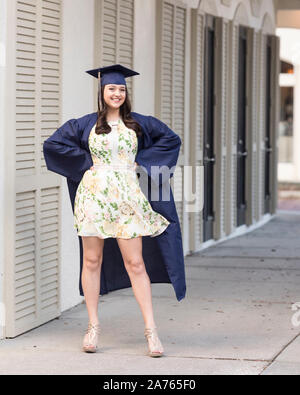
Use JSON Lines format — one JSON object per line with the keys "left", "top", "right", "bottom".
{"left": 0, "top": 211, "right": 300, "bottom": 375}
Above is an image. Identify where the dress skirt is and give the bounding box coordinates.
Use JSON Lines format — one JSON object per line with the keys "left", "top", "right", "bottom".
{"left": 73, "top": 119, "right": 170, "bottom": 239}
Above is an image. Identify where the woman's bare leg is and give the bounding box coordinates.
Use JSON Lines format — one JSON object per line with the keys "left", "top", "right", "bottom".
{"left": 116, "top": 236, "right": 156, "bottom": 328}
{"left": 81, "top": 236, "right": 104, "bottom": 325}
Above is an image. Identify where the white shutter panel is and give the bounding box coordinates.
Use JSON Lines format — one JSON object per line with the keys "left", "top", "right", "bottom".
{"left": 189, "top": 9, "right": 205, "bottom": 252}
{"left": 5, "top": 0, "right": 61, "bottom": 338}
{"left": 156, "top": 0, "right": 188, "bottom": 254}
{"left": 173, "top": 3, "right": 186, "bottom": 244}
{"left": 96, "top": 0, "right": 135, "bottom": 96}
{"left": 40, "top": 187, "right": 60, "bottom": 314}
{"left": 214, "top": 17, "right": 229, "bottom": 240}
{"left": 41, "top": 0, "right": 61, "bottom": 164}
{"left": 15, "top": 191, "right": 37, "bottom": 327}
{"left": 39, "top": 0, "right": 61, "bottom": 321}
{"left": 158, "top": 0, "right": 174, "bottom": 125}
{"left": 257, "top": 31, "right": 267, "bottom": 219}
{"left": 251, "top": 29, "right": 260, "bottom": 223}
{"left": 253, "top": 30, "right": 261, "bottom": 222}
{"left": 246, "top": 28, "right": 259, "bottom": 226}
{"left": 269, "top": 35, "right": 280, "bottom": 214}
{"left": 245, "top": 27, "right": 258, "bottom": 226}
{"left": 226, "top": 20, "right": 239, "bottom": 234}
{"left": 16, "top": 0, "right": 36, "bottom": 176}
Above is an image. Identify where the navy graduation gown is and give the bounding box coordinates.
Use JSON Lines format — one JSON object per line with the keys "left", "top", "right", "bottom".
{"left": 43, "top": 111, "right": 186, "bottom": 302}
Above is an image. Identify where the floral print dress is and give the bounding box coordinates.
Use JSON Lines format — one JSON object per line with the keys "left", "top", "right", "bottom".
{"left": 74, "top": 118, "right": 170, "bottom": 239}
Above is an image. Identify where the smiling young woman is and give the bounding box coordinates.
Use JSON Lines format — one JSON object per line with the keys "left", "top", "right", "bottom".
{"left": 75, "top": 65, "right": 171, "bottom": 355}
{"left": 43, "top": 64, "right": 185, "bottom": 357}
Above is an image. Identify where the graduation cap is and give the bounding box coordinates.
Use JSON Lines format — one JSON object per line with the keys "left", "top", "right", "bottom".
{"left": 86, "top": 64, "right": 140, "bottom": 113}
{"left": 86, "top": 64, "right": 140, "bottom": 87}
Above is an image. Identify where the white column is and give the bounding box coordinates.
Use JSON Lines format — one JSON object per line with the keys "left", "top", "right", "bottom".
{"left": 60, "top": 0, "right": 95, "bottom": 312}
{"left": 134, "top": 0, "right": 156, "bottom": 115}
{"left": 293, "top": 65, "right": 300, "bottom": 181}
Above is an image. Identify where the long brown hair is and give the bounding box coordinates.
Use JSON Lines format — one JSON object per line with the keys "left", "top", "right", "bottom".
{"left": 95, "top": 84, "right": 143, "bottom": 137}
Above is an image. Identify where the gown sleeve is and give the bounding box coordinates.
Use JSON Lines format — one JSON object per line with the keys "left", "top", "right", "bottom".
{"left": 43, "top": 118, "right": 91, "bottom": 183}
{"left": 135, "top": 115, "right": 181, "bottom": 186}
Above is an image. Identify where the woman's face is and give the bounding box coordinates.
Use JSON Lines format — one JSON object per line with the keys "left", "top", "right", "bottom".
{"left": 103, "top": 84, "right": 126, "bottom": 110}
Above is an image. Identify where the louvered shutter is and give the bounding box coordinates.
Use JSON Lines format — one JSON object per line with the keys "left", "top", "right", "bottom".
{"left": 189, "top": 9, "right": 205, "bottom": 252}
{"left": 251, "top": 29, "right": 260, "bottom": 224}
{"left": 5, "top": 0, "right": 61, "bottom": 338}
{"left": 253, "top": 29, "right": 261, "bottom": 222}
{"left": 96, "top": 0, "right": 135, "bottom": 97}
{"left": 155, "top": 0, "right": 188, "bottom": 254}
{"left": 246, "top": 28, "right": 260, "bottom": 226}
{"left": 226, "top": 20, "right": 239, "bottom": 234}
{"left": 257, "top": 31, "right": 267, "bottom": 219}
{"left": 245, "top": 27, "right": 258, "bottom": 226}
{"left": 214, "top": 17, "right": 229, "bottom": 240}
{"left": 269, "top": 35, "right": 280, "bottom": 214}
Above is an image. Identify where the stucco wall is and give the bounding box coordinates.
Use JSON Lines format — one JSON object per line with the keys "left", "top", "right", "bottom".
{"left": 22, "top": 0, "right": 278, "bottom": 313}
{"left": 134, "top": 0, "right": 157, "bottom": 115}
{"left": 59, "top": 0, "right": 95, "bottom": 312}
{"left": 0, "top": 0, "right": 279, "bottom": 327}
{"left": 200, "top": 0, "right": 276, "bottom": 31}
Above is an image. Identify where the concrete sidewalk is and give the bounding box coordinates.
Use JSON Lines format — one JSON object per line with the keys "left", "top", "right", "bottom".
{"left": 1, "top": 211, "right": 300, "bottom": 375}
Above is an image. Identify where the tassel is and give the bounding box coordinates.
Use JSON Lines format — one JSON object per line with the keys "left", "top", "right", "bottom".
{"left": 97, "top": 71, "right": 102, "bottom": 113}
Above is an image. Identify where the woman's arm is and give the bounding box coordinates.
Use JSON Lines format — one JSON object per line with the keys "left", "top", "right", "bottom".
{"left": 135, "top": 116, "right": 181, "bottom": 186}
{"left": 43, "top": 118, "right": 92, "bottom": 183}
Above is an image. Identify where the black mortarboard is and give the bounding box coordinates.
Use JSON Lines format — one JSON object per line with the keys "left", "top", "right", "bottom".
{"left": 86, "top": 64, "right": 140, "bottom": 86}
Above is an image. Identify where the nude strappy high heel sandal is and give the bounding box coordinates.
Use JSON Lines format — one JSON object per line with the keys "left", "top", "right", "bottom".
{"left": 144, "top": 327, "right": 164, "bottom": 357}
{"left": 82, "top": 323, "right": 101, "bottom": 353}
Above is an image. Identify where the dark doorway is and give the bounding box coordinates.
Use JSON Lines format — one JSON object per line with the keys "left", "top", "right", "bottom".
{"left": 264, "top": 36, "right": 272, "bottom": 213}
{"left": 203, "top": 15, "right": 215, "bottom": 241}
{"left": 237, "top": 26, "right": 248, "bottom": 227}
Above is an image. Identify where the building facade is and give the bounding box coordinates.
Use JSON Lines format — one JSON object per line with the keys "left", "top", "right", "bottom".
{"left": 0, "top": 0, "right": 280, "bottom": 338}
{"left": 276, "top": 4, "right": 300, "bottom": 184}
